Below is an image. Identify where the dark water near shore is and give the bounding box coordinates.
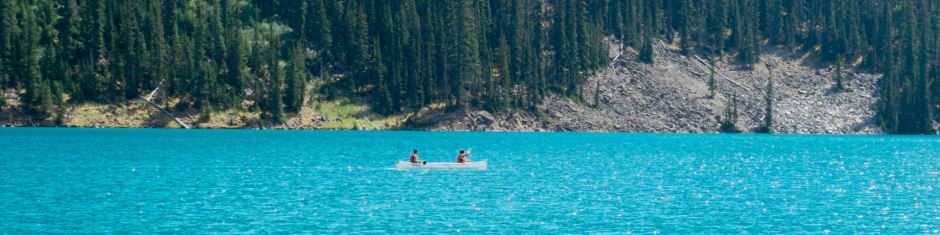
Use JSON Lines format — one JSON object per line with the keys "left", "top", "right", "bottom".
{"left": 0, "top": 128, "right": 938, "bottom": 233}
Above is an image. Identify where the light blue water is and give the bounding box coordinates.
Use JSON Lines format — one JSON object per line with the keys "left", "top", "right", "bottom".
{"left": 0, "top": 128, "right": 938, "bottom": 233}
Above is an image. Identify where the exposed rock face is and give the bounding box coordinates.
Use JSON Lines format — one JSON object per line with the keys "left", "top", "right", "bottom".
{"left": 423, "top": 41, "right": 882, "bottom": 134}
{"left": 2, "top": 40, "right": 883, "bottom": 134}
{"left": 411, "top": 108, "right": 548, "bottom": 132}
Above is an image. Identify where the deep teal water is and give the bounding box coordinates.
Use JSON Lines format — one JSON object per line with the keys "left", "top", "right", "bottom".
{"left": 0, "top": 128, "right": 938, "bottom": 233}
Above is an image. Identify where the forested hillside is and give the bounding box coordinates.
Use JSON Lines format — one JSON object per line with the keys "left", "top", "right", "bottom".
{"left": 0, "top": 0, "right": 936, "bottom": 134}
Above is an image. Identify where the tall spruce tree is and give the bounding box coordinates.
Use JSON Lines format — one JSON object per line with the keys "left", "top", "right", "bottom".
{"left": 834, "top": 54, "right": 847, "bottom": 92}
{"left": 709, "top": 58, "right": 717, "bottom": 99}
{"left": 639, "top": 36, "right": 655, "bottom": 64}
{"left": 759, "top": 73, "right": 775, "bottom": 133}
{"left": 285, "top": 42, "right": 306, "bottom": 113}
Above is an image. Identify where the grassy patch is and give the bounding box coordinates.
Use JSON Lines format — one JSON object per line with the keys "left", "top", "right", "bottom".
{"left": 66, "top": 102, "right": 155, "bottom": 128}
{"left": 305, "top": 97, "right": 408, "bottom": 130}
{"left": 5, "top": 82, "right": 410, "bottom": 129}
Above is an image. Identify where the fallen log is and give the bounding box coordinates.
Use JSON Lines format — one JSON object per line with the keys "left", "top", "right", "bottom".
{"left": 693, "top": 55, "right": 755, "bottom": 94}
{"left": 141, "top": 81, "right": 190, "bottom": 129}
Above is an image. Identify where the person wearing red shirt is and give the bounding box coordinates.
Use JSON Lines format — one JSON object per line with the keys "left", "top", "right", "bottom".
{"left": 456, "top": 150, "right": 468, "bottom": 163}
{"left": 409, "top": 149, "right": 426, "bottom": 165}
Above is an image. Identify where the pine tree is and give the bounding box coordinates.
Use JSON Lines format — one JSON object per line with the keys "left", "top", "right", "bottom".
{"left": 371, "top": 38, "right": 392, "bottom": 115}
{"left": 720, "top": 92, "right": 740, "bottom": 133}
{"left": 228, "top": 29, "right": 248, "bottom": 100}
{"left": 26, "top": 78, "right": 54, "bottom": 120}
{"left": 678, "top": 0, "right": 693, "bottom": 55}
{"left": 345, "top": 2, "right": 368, "bottom": 95}
{"left": 308, "top": 0, "right": 332, "bottom": 56}
{"left": 258, "top": 22, "right": 287, "bottom": 123}
{"left": 61, "top": 0, "right": 83, "bottom": 74}
{"left": 285, "top": 42, "right": 306, "bottom": 113}
{"left": 758, "top": 74, "right": 775, "bottom": 133}
{"left": 0, "top": 83, "right": 5, "bottom": 108}
{"left": 639, "top": 36, "right": 655, "bottom": 64}
{"left": 452, "top": 0, "right": 482, "bottom": 109}
{"left": 709, "top": 58, "right": 717, "bottom": 99}
{"left": 783, "top": 0, "right": 799, "bottom": 50}
{"left": 706, "top": 0, "right": 728, "bottom": 58}
{"left": 912, "top": 0, "right": 934, "bottom": 134}
{"left": 24, "top": 43, "right": 53, "bottom": 121}
{"left": 268, "top": 57, "right": 286, "bottom": 123}
{"left": 0, "top": 0, "right": 16, "bottom": 87}
{"left": 834, "top": 54, "right": 847, "bottom": 92}
{"left": 22, "top": 8, "right": 52, "bottom": 119}
{"left": 878, "top": 1, "right": 898, "bottom": 133}
{"left": 51, "top": 81, "right": 66, "bottom": 126}
{"left": 896, "top": 2, "right": 919, "bottom": 134}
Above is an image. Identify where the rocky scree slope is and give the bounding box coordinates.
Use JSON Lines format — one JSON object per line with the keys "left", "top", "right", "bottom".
{"left": 418, "top": 41, "right": 881, "bottom": 134}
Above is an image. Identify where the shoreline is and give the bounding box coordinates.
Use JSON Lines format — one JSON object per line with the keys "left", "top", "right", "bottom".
{"left": 0, "top": 124, "right": 908, "bottom": 136}
{"left": 0, "top": 43, "right": 909, "bottom": 135}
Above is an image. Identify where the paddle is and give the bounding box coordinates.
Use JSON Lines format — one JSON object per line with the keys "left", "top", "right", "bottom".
{"left": 465, "top": 148, "right": 472, "bottom": 162}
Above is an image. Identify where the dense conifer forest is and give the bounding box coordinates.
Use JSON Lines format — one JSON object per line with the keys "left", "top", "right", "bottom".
{"left": 0, "top": 0, "right": 936, "bottom": 134}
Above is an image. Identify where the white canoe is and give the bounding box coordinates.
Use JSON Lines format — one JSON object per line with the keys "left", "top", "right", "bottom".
{"left": 395, "top": 160, "right": 488, "bottom": 170}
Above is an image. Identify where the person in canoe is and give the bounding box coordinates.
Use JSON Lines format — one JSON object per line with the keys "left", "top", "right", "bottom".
{"left": 456, "top": 149, "right": 469, "bottom": 163}
{"left": 409, "top": 149, "right": 427, "bottom": 165}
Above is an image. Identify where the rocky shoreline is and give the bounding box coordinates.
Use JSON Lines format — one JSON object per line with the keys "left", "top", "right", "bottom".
{"left": 2, "top": 42, "right": 885, "bottom": 134}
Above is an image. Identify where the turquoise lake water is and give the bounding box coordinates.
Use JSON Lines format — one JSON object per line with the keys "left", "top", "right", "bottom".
{"left": 0, "top": 128, "right": 938, "bottom": 233}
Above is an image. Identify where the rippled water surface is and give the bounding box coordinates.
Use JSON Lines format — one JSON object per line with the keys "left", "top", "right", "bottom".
{"left": 1, "top": 128, "right": 939, "bottom": 233}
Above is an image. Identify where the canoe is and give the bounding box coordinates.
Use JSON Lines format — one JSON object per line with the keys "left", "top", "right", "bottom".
{"left": 395, "top": 160, "right": 488, "bottom": 170}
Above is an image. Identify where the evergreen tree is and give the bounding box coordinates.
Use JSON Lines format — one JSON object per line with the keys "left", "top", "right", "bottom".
{"left": 834, "top": 54, "right": 847, "bottom": 92}
{"left": 371, "top": 39, "right": 392, "bottom": 115}
{"left": 22, "top": 9, "right": 53, "bottom": 119}
{"left": 720, "top": 92, "right": 740, "bottom": 133}
{"left": 0, "top": 83, "right": 5, "bottom": 108}
{"left": 678, "top": 0, "right": 693, "bottom": 55}
{"left": 757, "top": 74, "right": 775, "bottom": 133}
{"left": 227, "top": 30, "right": 248, "bottom": 100}
{"left": 0, "top": 0, "right": 16, "bottom": 87}
{"left": 709, "top": 58, "right": 717, "bottom": 99}
{"left": 639, "top": 36, "right": 655, "bottom": 64}
{"left": 878, "top": 0, "right": 898, "bottom": 132}
{"left": 307, "top": 0, "right": 332, "bottom": 56}
{"left": 285, "top": 43, "right": 306, "bottom": 113}
{"left": 51, "top": 81, "right": 66, "bottom": 126}
{"left": 79, "top": 0, "right": 109, "bottom": 102}
{"left": 25, "top": 78, "right": 54, "bottom": 120}
{"left": 268, "top": 56, "right": 286, "bottom": 123}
